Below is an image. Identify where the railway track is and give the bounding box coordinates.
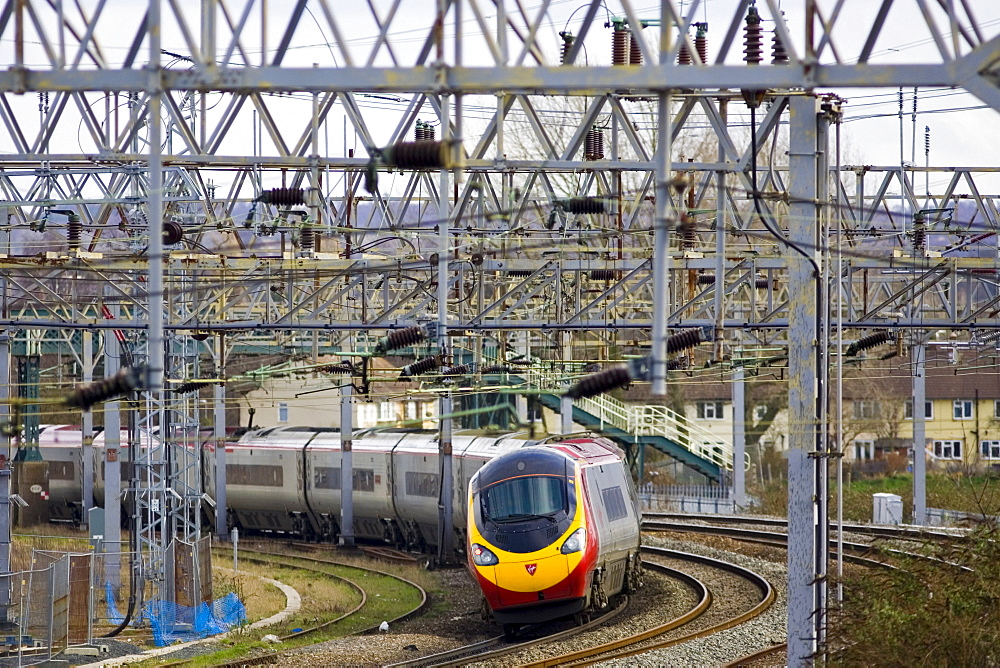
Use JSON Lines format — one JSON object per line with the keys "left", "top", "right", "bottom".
{"left": 644, "top": 512, "right": 970, "bottom": 543}
{"left": 384, "top": 597, "right": 628, "bottom": 668}
{"left": 158, "top": 545, "right": 428, "bottom": 668}
{"left": 389, "top": 545, "right": 773, "bottom": 668}
{"left": 643, "top": 516, "right": 969, "bottom": 571}
{"left": 516, "top": 546, "right": 774, "bottom": 667}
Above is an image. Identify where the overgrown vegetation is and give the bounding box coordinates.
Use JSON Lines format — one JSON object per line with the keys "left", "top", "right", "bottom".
{"left": 753, "top": 470, "right": 1000, "bottom": 523}
{"left": 751, "top": 471, "right": 1000, "bottom": 665}
{"left": 826, "top": 521, "right": 1000, "bottom": 666}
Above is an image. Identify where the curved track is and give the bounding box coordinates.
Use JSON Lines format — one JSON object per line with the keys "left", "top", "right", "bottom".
{"left": 643, "top": 515, "right": 969, "bottom": 570}
{"left": 723, "top": 641, "right": 788, "bottom": 668}
{"left": 398, "top": 545, "right": 772, "bottom": 668}
{"left": 645, "top": 519, "right": 897, "bottom": 569}
{"left": 385, "top": 597, "right": 629, "bottom": 668}
{"left": 517, "top": 546, "right": 774, "bottom": 667}
{"left": 644, "top": 512, "right": 970, "bottom": 543}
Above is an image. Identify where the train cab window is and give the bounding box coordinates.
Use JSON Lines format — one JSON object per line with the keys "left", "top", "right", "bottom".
{"left": 48, "top": 461, "right": 75, "bottom": 480}
{"left": 483, "top": 475, "right": 565, "bottom": 521}
{"left": 405, "top": 472, "right": 438, "bottom": 497}
{"left": 601, "top": 486, "right": 629, "bottom": 521}
{"left": 227, "top": 464, "right": 283, "bottom": 487}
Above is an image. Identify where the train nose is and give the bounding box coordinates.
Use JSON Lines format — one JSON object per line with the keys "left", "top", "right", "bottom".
{"left": 495, "top": 554, "right": 573, "bottom": 605}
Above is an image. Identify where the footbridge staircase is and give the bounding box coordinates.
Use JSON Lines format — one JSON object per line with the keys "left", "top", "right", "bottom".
{"left": 529, "top": 375, "right": 749, "bottom": 484}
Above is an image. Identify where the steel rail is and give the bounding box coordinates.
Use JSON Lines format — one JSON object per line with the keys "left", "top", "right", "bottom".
{"left": 157, "top": 549, "right": 368, "bottom": 668}
{"left": 156, "top": 546, "right": 429, "bottom": 668}
{"left": 722, "top": 642, "right": 788, "bottom": 668}
{"left": 642, "top": 519, "right": 969, "bottom": 570}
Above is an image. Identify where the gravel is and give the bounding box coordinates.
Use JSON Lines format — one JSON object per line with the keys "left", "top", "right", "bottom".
{"left": 596, "top": 535, "right": 789, "bottom": 667}
{"left": 272, "top": 537, "right": 791, "bottom": 667}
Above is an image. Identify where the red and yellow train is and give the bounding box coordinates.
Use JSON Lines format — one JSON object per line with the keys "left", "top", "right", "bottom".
{"left": 466, "top": 436, "right": 642, "bottom": 637}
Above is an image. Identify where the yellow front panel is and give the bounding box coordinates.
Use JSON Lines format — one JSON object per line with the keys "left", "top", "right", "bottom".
{"left": 469, "top": 470, "right": 586, "bottom": 592}
{"left": 495, "top": 552, "right": 571, "bottom": 592}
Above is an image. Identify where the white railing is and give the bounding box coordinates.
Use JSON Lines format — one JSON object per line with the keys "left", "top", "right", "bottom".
{"left": 527, "top": 370, "right": 750, "bottom": 472}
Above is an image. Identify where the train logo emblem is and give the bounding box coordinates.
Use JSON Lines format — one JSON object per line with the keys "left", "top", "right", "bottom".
{"left": 525, "top": 564, "right": 537, "bottom": 576}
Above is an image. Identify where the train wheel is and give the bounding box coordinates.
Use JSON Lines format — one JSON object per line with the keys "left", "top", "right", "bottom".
{"left": 573, "top": 611, "right": 591, "bottom": 626}
{"left": 502, "top": 624, "right": 519, "bottom": 640}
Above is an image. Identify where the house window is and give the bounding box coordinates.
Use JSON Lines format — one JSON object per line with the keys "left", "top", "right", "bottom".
{"left": 853, "top": 400, "right": 880, "bottom": 419}
{"left": 904, "top": 400, "right": 933, "bottom": 420}
{"left": 277, "top": 402, "right": 288, "bottom": 423}
{"left": 952, "top": 400, "right": 973, "bottom": 420}
{"left": 995, "top": 400, "right": 1000, "bottom": 419}
{"left": 378, "top": 401, "right": 395, "bottom": 422}
{"left": 853, "top": 440, "right": 874, "bottom": 461}
{"left": 933, "top": 440, "right": 962, "bottom": 460}
{"left": 696, "top": 401, "right": 724, "bottom": 420}
{"left": 981, "top": 441, "right": 1000, "bottom": 460}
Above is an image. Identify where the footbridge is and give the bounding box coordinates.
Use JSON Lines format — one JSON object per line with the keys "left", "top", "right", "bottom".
{"left": 530, "top": 377, "right": 749, "bottom": 484}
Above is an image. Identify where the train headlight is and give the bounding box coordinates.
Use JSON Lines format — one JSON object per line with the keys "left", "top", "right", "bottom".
{"left": 560, "top": 528, "right": 586, "bottom": 554}
{"left": 471, "top": 543, "right": 499, "bottom": 566}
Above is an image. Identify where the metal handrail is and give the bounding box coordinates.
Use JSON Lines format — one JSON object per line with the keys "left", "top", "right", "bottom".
{"left": 527, "top": 369, "right": 750, "bottom": 472}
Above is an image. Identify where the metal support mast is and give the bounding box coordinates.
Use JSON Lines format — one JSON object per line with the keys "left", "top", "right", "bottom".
{"left": 786, "top": 95, "right": 825, "bottom": 666}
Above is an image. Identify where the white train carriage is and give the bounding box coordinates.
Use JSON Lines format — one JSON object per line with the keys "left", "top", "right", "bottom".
{"left": 38, "top": 424, "right": 85, "bottom": 524}
{"left": 381, "top": 430, "right": 532, "bottom": 551}
{"left": 224, "top": 426, "right": 326, "bottom": 536}
{"left": 303, "top": 427, "right": 396, "bottom": 544}
{"left": 384, "top": 430, "right": 450, "bottom": 550}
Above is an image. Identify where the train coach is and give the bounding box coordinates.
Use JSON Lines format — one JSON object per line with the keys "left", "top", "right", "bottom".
{"left": 466, "top": 436, "right": 642, "bottom": 637}
{"left": 206, "top": 425, "right": 533, "bottom": 550}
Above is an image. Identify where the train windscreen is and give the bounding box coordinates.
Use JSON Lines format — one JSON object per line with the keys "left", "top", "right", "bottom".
{"left": 483, "top": 475, "right": 566, "bottom": 522}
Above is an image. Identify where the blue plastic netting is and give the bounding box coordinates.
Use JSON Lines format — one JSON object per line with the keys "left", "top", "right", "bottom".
{"left": 144, "top": 593, "right": 246, "bottom": 646}
{"left": 105, "top": 582, "right": 124, "bottom": 626}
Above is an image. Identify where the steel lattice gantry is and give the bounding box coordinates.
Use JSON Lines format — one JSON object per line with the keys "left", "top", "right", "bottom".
{"left": 0, "top": 1, "right": 998, "bottom": 663}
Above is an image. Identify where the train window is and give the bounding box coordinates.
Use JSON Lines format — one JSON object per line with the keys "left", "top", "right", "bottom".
{"left": 313, "top": 467, "right": 375, "bottom": 492}
{"left": 405, "top": 472, "right": 438, "bottom": 497}
{"left": 227, "top": 464, "right": 283, "bottom": 487}
{"left": 483, "top": 475, "right": 565, "bottom": 520}
{"left": 314, "top": 467, "right": 340, "bottom": 489}
{"left": 48, "top": 462, "right": 74, "bottom": 480}
{"left": 354, "top": 469, "right": 375, "bottom": 492}
{"left": 602, "top": 486, "right": 628, "bottom": 522}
